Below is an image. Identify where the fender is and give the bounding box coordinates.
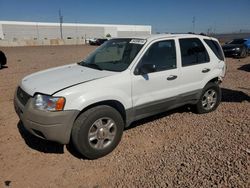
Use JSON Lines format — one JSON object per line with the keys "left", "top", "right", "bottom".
{"left": 68, "top": 89, "right": 131, "bottom": 111}
{"left": 201, "top": 68, "right": 223, "bottom": 88}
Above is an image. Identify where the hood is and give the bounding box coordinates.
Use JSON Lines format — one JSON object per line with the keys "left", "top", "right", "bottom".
{"left": 20, "top": 64, "right": 117, "bottom": 96}
{"left": 222, "top": 44, "right": 243, "bottom": 49}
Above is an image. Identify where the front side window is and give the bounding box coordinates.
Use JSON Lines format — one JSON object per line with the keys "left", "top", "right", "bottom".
{"left": 78, "top": 38, "right": 145, "bottom": 72}
{"left": 138, "top": 40, "right": 176, "bottom": 73}
{"left": 179, "top": 38, "right": 209, "bottom": 67}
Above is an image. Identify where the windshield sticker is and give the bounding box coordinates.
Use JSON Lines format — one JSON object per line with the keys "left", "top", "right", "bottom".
{"left": 129, "top": 39, "right": 146, "bottom": 45}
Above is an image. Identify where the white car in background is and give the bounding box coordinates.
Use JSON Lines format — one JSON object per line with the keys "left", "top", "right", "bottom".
{"left": 88, "top": 38, "right": 97, "bottom": 44}
{"left": 14, "top": 34, "right": 226, "bottom": 159}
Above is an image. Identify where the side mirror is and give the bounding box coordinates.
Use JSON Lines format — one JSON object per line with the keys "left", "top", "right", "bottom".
{"left": 135, "top": 64, "right": 156, "bottom": 75}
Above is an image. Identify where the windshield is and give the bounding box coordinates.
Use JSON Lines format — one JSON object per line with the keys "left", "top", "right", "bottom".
{"left": 78, "top": 38, "right": 146, "bottom": 72}
{"left": 229, "top": 39, "right": 246, "bottom": 44}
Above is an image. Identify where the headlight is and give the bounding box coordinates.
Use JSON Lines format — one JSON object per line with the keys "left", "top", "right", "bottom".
{"left": 34, "top": 94, "right": 65, "bottom": 111}
{"left": 235, "top": 47, "right": 240, "bottom": 51}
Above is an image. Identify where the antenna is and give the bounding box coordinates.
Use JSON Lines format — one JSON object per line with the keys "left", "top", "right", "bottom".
{"left": 59, "top": 9, "right": 63, "bottom": 39}
{"left": 192, "top": 16, "right": 196, "bottom": 33}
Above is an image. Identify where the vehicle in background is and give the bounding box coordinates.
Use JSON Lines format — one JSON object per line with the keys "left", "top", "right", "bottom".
{"left": 95, "top": 38, "right": 108, "bottom": 45}
{"left": 0, "top": 50, "right": 7, "bottom": 69}
{"left": 89, "top": 38, "right": 108, "bottom": 45}
{"left": 88, "top": 38, "right": 97, "bottom": 45}
{"left": 222, "top": 38, "right": 250, "bottom": 58}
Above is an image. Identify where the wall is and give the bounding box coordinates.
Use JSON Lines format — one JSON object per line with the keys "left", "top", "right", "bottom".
{"left": 1, "top": 24, "right": 105, "bottom": 40}
{"left": 0, "top": 21, "right": 152, "bottom": 46}
{"left": 0, "top": 39, "right": 86, "bottom": 47}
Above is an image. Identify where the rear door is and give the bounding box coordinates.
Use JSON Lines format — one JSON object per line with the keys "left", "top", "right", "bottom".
{"left": 178, "top": 37, "right": 212, "bottom": 93}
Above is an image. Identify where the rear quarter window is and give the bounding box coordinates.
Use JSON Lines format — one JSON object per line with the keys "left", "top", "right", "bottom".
{"left": 204, "top": 39, "right": 225, "bottom": 61}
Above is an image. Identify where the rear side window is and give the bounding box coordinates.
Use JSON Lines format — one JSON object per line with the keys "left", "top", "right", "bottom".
{"left": 179, "top": 38, "right": 209, "bottom": 67}
{"left": 204, "top": 39, "right": 224, "bottom": 61}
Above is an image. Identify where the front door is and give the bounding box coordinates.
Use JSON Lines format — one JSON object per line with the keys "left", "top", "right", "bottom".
{"left": 131, "top": 39, "right": 181, "bottom": 119}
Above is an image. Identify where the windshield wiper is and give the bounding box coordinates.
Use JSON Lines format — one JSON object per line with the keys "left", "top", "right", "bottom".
{"left": 77, "top": 61, "right": 103, "bottom": 71}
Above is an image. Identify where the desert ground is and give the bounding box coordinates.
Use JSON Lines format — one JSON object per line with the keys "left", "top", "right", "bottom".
{"left": 0, "top": 45, "right": 249, "bottom": 188}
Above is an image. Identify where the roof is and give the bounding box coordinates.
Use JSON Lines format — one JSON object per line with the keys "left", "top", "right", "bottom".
{"left": 117, "top": 33, "right": 215, "bottom": 42}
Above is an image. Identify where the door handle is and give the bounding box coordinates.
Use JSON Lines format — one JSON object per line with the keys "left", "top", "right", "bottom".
{"left": 167, "top": 75, "right": 177, "bottom": 80}
{"left": 202, "top": 68, "right": 210, "bottom": 73}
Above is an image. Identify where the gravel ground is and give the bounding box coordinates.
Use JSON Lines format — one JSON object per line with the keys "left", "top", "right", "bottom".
{"left": 0, "top": 45, "right": 249, "bottom": 188}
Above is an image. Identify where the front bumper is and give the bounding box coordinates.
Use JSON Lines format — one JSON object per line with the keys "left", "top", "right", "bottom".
{"left": 14, "top": 89, "right": 79, "bottom": 144}
{"left": 223, "top": 50, "right": 241, "bottom": 57}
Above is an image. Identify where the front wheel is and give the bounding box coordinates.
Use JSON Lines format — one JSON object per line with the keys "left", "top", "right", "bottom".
{"left": 195, "top": 82, "right": 221, "bottom": 114}
{"left": 71, "top": 105, "right": 124, "bottom": 159}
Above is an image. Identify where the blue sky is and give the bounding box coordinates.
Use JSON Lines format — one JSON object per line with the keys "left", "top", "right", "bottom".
{"left": 0, "top": 0, "right": 249, "bottom": 33}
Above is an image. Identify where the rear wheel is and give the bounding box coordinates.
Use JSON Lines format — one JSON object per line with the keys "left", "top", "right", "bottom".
{"left": 71, "top": 105, "right": 124, "bottom": 159}
{"left": 240, "top": 47, "right": 247, "bottom": 58}
{"left": 0, "top": 50, "right": 6, "bottom": 69}
{"left": 195, "top": 82, "right": 221, "bottom": 114}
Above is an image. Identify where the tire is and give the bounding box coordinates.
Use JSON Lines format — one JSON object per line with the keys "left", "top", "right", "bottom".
{"left": 240, "top": 47, "right": 247, "bottom": 58}
{"left": 71, "top": 105, "right": 124, "bottom": 159}
{"left": 0, "top": 50, "right": 7, "bottom": 68}
{"left": 195, "top": 82, "right": 221, "bottom": 114}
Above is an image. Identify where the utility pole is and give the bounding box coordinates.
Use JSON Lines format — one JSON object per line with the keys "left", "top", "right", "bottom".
{"left": 192, "top": 16, "right": 196, "bottom": 33}
{"left": 59, "top": 9, "right": 63, "bottom": 39}
{"left": 36, "top": 23, "right": 39, "bottom": 39}
{"left": 207, "top": 28, "right": 210, "bottom": 36}
{"left": 213, "top": 22, "right": 217, "bottom": 34}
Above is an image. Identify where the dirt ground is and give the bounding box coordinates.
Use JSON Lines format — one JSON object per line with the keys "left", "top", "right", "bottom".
{"left": 0, "top": 45, "right": 249, "bottom": 188}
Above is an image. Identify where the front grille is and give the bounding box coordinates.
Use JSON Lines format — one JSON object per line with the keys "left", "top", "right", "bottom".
{"left": 17, "top": 87, "right": 31, "bottom": 106}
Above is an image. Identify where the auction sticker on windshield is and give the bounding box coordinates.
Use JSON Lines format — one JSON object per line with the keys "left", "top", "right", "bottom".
{"left": 129, "top": 39, "right": 146, "bottom": 45}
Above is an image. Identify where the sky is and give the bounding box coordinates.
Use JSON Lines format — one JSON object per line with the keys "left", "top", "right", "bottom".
{"left": 0, "top": 0, "right": 250, "bottom": 34}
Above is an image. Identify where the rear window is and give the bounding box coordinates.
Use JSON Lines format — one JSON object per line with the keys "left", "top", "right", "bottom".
{"left": 204, "top": 39, "right": 225, "bottom": 61}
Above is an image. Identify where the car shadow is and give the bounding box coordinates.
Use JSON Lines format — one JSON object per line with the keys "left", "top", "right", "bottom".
{"left": 65, "top": 105, "right": 193, "bottom": 160}
{"left": 66, "top": 141, "right": 88, "bottom": 160}
{"left": 221, "top": 88, "right": 250, "bottom": 102}
{"left": 17, "top": 121, "right": 64, "bottom": 154}
{"left": 0, "top": 65, "right": 8, "bottom": 69}
{"left": 127, "top": 87, "right": 250, "bottom": 130}
{"left": 238, "top": 64, "right": 250, "bottom": 72}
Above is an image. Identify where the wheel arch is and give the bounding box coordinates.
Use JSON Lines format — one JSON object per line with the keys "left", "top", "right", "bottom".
{"left": 207, "top": 77, "right": 220, "bottom": 84}
{"left": 202, "top": 72, "right": 222, "bottom": 89}
{"left": 75, "top": 100, "right": 127, "bottom": 125}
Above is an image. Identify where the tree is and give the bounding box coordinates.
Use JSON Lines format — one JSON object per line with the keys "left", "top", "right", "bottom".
{"left": 106, "top": 33, "right": 111, "bottom": 37}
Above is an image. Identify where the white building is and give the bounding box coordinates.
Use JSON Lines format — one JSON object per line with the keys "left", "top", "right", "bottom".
{"left": 0, "top": 21, "right": 152, "bottom": 40}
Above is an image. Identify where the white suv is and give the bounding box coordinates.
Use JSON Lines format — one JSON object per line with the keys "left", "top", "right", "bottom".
{"left": 14, "top": 34, "right": 226, "bottom": 159}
